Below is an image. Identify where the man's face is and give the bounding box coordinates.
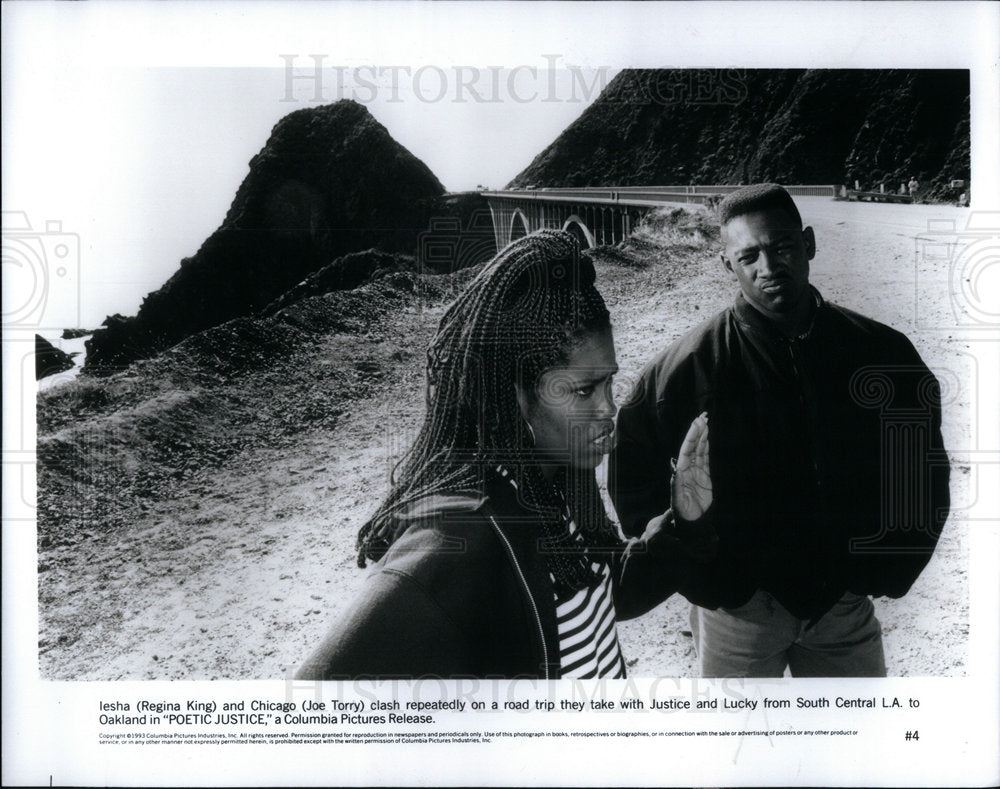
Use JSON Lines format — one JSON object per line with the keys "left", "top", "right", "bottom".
{"left": 721, "top": 208, "right": 816, "bottom": 319}
{"left": 517, "top": 328, "right": 619, "bottom": 472}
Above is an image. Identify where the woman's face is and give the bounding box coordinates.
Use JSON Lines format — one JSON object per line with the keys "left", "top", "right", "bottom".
{"left": 517, "top": 327, "right": 619, "bottom": 472}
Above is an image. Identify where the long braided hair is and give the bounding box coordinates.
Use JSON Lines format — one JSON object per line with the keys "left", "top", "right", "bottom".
{"left": 357, "top": 230, "right": 621, "bottom": 594}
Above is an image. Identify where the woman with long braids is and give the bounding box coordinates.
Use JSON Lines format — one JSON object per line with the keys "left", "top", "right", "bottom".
{"left": 297, "top": 230, "right": 714, "bottom": 679}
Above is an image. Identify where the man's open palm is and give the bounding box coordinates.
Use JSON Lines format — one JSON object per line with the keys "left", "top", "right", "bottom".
{"left": 672, "top": 412, "right": 712, "bottom": 521}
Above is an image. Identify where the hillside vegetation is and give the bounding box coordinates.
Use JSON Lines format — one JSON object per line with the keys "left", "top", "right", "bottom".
{"left": 510, "top": 69, "right": 969, "bottom": 200}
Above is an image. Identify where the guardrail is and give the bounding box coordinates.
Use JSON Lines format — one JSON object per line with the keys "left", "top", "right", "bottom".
{"left": 845, "top": 190, "right": 913, "bottom": 204}
{"left": 482, "top": 189, "right": 717, "bottom": 207}
{"left": 483, "top": 184, "right": 838, "bottom": 202}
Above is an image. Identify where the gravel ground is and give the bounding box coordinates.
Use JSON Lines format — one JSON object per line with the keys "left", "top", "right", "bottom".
{"left": 36, "top": 198, "right": 971, "bottom": 679}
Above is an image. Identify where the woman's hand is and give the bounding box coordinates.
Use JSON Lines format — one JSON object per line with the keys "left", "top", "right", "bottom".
{"left": 671, "top": 411, "right": 711, "bottom": 522}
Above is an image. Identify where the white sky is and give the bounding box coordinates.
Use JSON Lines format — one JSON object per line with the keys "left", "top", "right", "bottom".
{"left": 3, "top": 2, "right": 997, "bottom": 331}
{"left": 3, "top": 3, "right": 999, "bottom": 787}
{"left": 4, "top": 1, "right": 994, "bottom": 332}
{"left": 3, "top": 62, "right": 613, "bottom": 329}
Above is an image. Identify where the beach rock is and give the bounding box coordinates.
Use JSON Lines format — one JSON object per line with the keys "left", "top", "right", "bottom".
{"left": 61, "top": 329, "right": 93, "bottom": 340}
{"left": 35, "top": 334, "right": 75, "bottom": 380}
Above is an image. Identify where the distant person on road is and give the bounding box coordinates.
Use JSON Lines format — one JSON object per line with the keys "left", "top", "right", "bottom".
{"left": 297, "top": 230, "right": 715, "bottom": 680}
{"left": 908, "top": 177, "right": 920, "bottom": 199}
{"left": 609, "top": 184, "right": 950, "bottom": 678}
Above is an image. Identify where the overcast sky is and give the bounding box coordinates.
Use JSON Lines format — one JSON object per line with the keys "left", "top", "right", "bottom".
{"left": 2, "top": 2, "right": 997, "bottom": 331}
{"left": 4, "top": 62, "right": 612, "bottom": 329}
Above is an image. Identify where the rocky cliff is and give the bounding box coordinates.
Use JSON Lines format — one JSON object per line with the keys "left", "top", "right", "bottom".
{"left": 86, "top": 101, "right": 447, "bottom": 372}
{"left": 509, "top": 69, "right": 970, "bottom": 199}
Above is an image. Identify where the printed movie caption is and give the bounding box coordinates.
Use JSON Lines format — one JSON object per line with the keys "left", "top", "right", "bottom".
{"left": 98, "top": 695, "right": 920, "bottom": 726}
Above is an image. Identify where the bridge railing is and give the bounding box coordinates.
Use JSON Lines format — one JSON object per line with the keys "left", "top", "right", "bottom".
{"left": 683, "top": 184, "right": 837, "bottom": 197}
{"left": 485, "top": 184, "right": 838, "bottom": 200}
{"left": 481, "top": 185, "right": 839, "bottom": 249}
{"left": 481, "top": 189, "right": 720, "bottom": 207}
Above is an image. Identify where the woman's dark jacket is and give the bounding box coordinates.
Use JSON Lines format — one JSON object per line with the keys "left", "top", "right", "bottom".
{"left": 297, "top": 476, "right": 712, "bottom": 680}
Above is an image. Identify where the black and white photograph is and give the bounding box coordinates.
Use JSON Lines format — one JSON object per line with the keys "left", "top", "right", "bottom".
{"left": 4, "top": 2, "right": 998, "bottom": 786}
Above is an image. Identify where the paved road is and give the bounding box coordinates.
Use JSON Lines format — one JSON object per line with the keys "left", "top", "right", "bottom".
{"left": 795, "top": 196, "right": 971, "bottom": 233}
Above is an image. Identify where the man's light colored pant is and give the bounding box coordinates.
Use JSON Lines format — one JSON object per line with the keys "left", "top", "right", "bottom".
{"left": 690, "top": 590, "right": 887, "bottom": 678}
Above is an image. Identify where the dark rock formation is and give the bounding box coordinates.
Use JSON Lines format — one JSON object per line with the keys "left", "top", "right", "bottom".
{"left": 417, "top": 192, "right": 497, "bottom": 275}
{"left": 262, "top": 249, "right": 416, "bottom": 315}
{"left": 509, "top": 69, "right": 969, "bottom": 200}
{"left": 85, "top": 100, "right": 445, "bottom": 372}
{"left": 36, "top": 335, "right": 75, "bottom": 380}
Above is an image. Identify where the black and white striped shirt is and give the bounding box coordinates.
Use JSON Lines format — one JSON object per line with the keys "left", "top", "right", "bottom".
{"left": 553, "top": 521, "right": 627, "bottom": 679}
{"left": 495, "top": 466, "right": 627, "bottom": 679}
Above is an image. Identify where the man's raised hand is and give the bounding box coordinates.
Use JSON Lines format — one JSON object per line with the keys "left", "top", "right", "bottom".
{"left": 672, "top": 412, "right": 711, "bottom": 522}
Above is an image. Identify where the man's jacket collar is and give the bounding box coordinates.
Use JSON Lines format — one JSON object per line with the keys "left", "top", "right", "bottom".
{"left": 731, "top": 286, "right": 825, "bottom": 341}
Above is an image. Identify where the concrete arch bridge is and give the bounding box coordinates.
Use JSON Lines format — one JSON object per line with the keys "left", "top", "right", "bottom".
{"left": 481, "top": 185, "right": 837, "bottom": 251}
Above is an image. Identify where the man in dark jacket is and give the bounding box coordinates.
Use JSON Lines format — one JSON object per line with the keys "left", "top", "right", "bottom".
{"left": 609, "top": 184, "right": 950, "bottom": 677}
